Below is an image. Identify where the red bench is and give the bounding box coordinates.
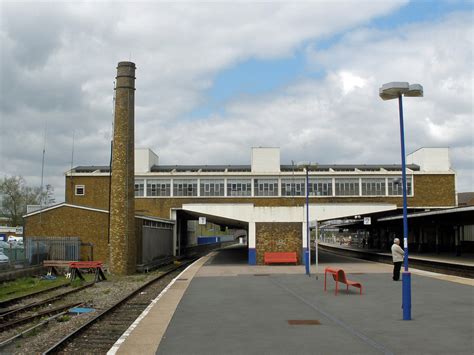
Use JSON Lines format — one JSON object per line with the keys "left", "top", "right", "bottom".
{"left": 264, "top": 252, "right": 297, "bottom": 265}
{"left": 324, "top": 267, "right": 362, "bottom": 295}
{"left": 69, "top": 261, "right": 106, "bottom": 282}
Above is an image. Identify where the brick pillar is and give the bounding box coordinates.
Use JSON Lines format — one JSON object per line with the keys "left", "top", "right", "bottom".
{"left": 109, "top": 62, "right": 136, "bottom": 275}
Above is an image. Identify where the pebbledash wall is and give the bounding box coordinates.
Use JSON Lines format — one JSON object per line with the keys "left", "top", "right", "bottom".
{"left": 64, "top": 147, "right": 455, "bottom": 265}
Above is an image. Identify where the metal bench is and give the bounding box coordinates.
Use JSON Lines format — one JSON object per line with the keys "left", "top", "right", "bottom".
{"left": 324, "top": 267, "right": 362, "bottom": 295}
{"left": 264, "top": 252, "right": 298, "bottom": 265}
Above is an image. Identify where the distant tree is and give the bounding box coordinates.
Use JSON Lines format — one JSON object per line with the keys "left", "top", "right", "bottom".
{"left": 0, "top": 176, "right": 46, "bottom": 226}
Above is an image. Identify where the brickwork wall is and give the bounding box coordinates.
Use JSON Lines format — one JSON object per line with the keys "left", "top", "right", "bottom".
{"left": 255, "top": 222, "right": 302, "bottom": 265}
{"left": 65, "top": 173, "right": 456, "bottom": 220}
{"left": 65, "top": 175, "right": 111, "bottom": 210}
{"left": 24, "top": 207, "right": 109, "bottom": 262}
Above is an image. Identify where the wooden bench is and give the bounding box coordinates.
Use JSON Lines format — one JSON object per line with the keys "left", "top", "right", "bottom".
{"left": 69, "top": 261, "right": 106, "bottom": 282}
{"left": 264, "top": 252, "right": 297, "bottom": 265}
{"left": 324, "top": 267, "right": 362, "bottom": 295}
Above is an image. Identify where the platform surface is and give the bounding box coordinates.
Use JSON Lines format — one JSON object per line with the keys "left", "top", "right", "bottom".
{"left": 111, "top": 245, "right": 474, "bottom": 355}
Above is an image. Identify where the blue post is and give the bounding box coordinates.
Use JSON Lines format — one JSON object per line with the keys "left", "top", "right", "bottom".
{"left": 305, "top": 167, "right": 310, "bottom": 276}
{"left": 398, "top": 93, "right": 411, "bottom": 320}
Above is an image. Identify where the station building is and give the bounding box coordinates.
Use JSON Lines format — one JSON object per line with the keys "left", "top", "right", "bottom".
{"left": 24, "top": 146, "right": 455, "bottom": 266}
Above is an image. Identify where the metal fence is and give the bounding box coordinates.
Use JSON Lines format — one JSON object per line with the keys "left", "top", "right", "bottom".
{"left": 25, "top": 237, "right": 80, "bottom": 265}
{"left": 0, "top": 241, "right": 26, "bottom": 268}
{"left": 141, "top": 227, "right": 174, "bottom": 264}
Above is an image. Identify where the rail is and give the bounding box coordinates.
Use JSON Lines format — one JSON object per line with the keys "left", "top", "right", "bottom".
{"left": 319, "top": 243, "right": 474, "bottom": 278}
{"left": 42, "top": 259, "right": 196, "bottom": 354}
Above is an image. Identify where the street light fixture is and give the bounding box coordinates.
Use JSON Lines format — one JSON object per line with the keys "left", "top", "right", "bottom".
{"left": 379, "top": 81, "right": 423, "bottom": 321}
{"left": 297, "top": 161, "right": 317, "bottom": 277}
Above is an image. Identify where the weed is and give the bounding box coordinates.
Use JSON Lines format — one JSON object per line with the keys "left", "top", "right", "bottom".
{"left": 71, "top": 279, "right": 83, "bottom": 288}
{"left": 57, "top": 315, "right": 71, "bottom": 322}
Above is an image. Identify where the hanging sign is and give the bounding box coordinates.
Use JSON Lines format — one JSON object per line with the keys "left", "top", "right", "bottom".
{"left": 363, "top": 217, "right": 371, "bottom": 225}
{"left": 198, "top": 217, "right": 206, "bottom": 225}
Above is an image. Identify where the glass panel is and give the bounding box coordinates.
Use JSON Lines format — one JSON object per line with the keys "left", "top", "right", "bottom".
{"left": 335, "top": 178, "right": 359, "bottom": 196}
{"left": 281, "top": 179, "right": 305, "bottom": 196}
{"left": 134, "top": 179, "right": 145, "bottom": 197}
{"left": 308, "top": 178, "right": 332, "bottom": 196}
{"left": 200, "top": 179, "right": 225, "bottom": 197}
{"left": 227, "top": 179, "right": 252, "bottom": 196}
{"left": 254, "top": 179, "right": 278, "bottom": 196}
{"left": 173, "top": 179, "right": 198, "bottom": 196}
{"left": 388, "top": 176, "right": 412, "bottom": 196}
{"left": 147, "top": 179, "right": 171, "bottom": 196}
{"left": 361, "top": 178, "right": 386, "bottom": 196}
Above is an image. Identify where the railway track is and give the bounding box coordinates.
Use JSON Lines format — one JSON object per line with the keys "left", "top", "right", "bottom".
{"left": 0, "top": 281, "right": 99, "bottom": 350}
{"left": 0, "top": 282, "right": 72, "bottom": 310}
{"left": 319, "top": 244, "right": 474, "bottom": 278}
{"left": 0, "top": 282, "right": 94, "bottom": 322}
{"left": 43, "top": 259, "right": 194, "bottom": 354}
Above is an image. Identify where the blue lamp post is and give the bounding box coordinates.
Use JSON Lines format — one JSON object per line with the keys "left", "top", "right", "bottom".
{"left": 298, "top": 161, "right": 314, "bottom": 276}
{"left": 379, "top": 82, "right": 423, "bottom": 320}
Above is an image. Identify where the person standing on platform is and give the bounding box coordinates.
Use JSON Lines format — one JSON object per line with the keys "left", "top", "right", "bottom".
{"left": 391, "top": 238, "right": 404, "bottom": 281}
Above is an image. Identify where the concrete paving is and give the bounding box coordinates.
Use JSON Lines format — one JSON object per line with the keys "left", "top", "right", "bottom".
{"left": 111, "top": 245, "right": 474, "bottom": 355}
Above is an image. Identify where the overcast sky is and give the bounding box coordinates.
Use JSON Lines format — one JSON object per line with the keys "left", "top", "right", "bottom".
{"left": 1, "top": 0, "right": 473, "bottom": 201}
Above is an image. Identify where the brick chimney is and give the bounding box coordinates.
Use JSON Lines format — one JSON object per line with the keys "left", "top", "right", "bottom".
{"left": 109, "top": 62, "right": 136, "bottom": 275}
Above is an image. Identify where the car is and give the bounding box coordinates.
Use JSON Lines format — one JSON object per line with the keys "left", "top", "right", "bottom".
{"left": 0, "top": 252, "right": 9, "bottom": 264}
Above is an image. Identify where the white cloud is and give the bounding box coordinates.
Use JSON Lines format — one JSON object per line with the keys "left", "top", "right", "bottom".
{"left": 1, "top": 0, "right": 472, "bottom": 201}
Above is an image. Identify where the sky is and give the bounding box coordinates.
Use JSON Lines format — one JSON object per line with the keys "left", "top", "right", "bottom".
{"left": 0, "top": 0, "right": 473, "bottom": 201}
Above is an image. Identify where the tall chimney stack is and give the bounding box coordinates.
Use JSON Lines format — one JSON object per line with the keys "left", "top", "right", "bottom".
{"left": 109, "top": 61, "right": 136, "bottom": 275}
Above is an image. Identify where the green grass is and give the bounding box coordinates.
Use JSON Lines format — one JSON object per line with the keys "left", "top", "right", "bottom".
{"left": 57, "top": 315, "right": 71, "bottom": 322}
{"left": 0, "top": 274, "right": 96, "bottom": 301}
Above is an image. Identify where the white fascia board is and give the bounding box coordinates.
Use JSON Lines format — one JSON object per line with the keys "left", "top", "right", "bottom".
{"left": 182, "top": 203, "right": 398, "bottom": 223}
{"left": 24, "top": 203, "right": 174, "bottom": 223}
{"left": 182, "top": 203, "right": 255, "bottom": 222}
{"left": 136, "top": 215, "right": 175, "bottom": 224}
{"left": 23, "top": 203, "right": 109, "bottom": 218}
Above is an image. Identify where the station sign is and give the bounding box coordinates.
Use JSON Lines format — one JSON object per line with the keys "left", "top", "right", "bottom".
{"left": 15, "top": 227, "right": 24, "bottom": 235}
{"left": 198, "top": 217, "right": 206, "bottom": 225}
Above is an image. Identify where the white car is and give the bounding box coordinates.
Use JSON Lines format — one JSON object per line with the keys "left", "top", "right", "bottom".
{"left": 0, "top": 252, "right": 9, "bottom": 264}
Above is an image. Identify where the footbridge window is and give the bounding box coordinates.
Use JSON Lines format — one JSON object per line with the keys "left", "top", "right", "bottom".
{"left": 335, "top": 178, "right": 359, "bottom": 196}
{"left": 281, "top": 178, "right": 306, "bottom": 196}
{"left": 388, "top": 176, "right": 412, "bottom": 196}
{"left": 147, "top": 179, "right": 171, "bottom": 196}
{"left": 200, "top": 179, "right": 225, "bottom": 197}
{"left": 227, "top": 179, "right": 252, "bottom": 196}
{"left": 362, "top": 178, "right": 385, "bottom": 196}
{"left": 135, "top": 179, "right": 145, "bottom": 197}
{"left": 254, "top": 178, "right": 278, "bottom": 196}
{"left": 173, "top": 179, "right": 198, "bottom": 197}
{"left": 308, "top": 178, "right": 332, "bottom": 196}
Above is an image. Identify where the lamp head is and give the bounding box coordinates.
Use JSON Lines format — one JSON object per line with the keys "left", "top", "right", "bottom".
{"left": 379, "top": 82, "right": 423, "bottom": 100}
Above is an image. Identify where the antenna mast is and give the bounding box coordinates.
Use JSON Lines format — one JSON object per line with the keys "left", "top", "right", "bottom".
{"left": 39, "top": 123, "right": 47, "bottom": 223}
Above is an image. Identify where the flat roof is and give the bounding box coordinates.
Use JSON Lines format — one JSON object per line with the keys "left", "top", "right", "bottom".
{"left": 377, "top": 206, "right": 474, "bottom": 221}
{"left": 70, "top": 164, "right": 421, "bottom": 174}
